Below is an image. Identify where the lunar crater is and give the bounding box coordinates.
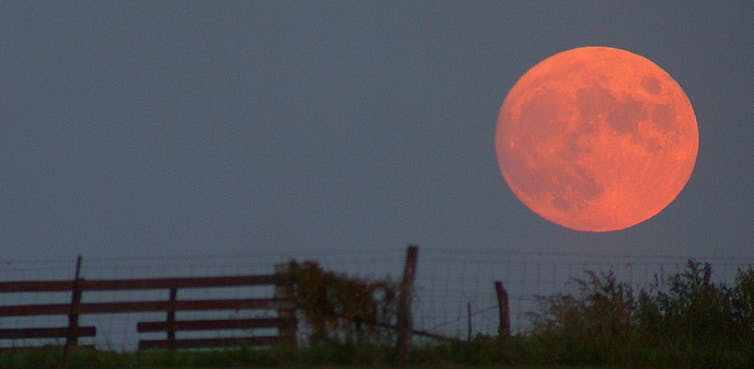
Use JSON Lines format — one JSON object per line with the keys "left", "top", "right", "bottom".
{"left": 641, "top": 76, "right": 661, "bottom": 95}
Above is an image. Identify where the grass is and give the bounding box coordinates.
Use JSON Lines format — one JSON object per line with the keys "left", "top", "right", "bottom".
{"left": 0, "top": 337, "right": 749, "bottom": 369}
{"left": 2, "top": 260, "right": 751, "bottom": 368}
{"left": 0, "top": 343, "right": 589, "bottom": 369}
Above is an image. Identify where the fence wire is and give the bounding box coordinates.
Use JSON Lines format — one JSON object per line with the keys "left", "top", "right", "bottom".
{"left": 0, "top": 247, "right": 751, "bottom": 350}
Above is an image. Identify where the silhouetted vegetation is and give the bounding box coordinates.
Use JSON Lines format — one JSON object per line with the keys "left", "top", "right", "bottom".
{"left": 0, "top": 260, "right": 751, "bottom": 368}
{"left": 287, "top": 260, "right": 399, "bottom": 345}
{"left": 527, "top": 259, "right": 754, "bottom": 367}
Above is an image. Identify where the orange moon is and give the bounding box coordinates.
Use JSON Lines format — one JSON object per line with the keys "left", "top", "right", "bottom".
{"left": 495, "top": 46, "right": 698, "bottom": 232}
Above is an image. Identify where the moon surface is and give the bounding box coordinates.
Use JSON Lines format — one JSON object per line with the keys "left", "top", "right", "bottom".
{"left": 495, "top": 47, "right": 698, "bottom": 232}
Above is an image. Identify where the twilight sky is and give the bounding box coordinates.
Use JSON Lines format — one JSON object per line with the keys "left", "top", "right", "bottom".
{"left": 1, "top": 1, "right": 751, "bottom": 261}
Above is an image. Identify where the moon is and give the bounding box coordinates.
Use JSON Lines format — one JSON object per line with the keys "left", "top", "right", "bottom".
{"left": 495, "top": 46, "right": 698, "bottom": 232}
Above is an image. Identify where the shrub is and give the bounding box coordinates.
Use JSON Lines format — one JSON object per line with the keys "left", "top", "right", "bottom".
{"left": 287, "top": 260, "right": 398, "bottom": 345}
{"left": 730, "top": 267, "right": 754, "bottom": 342}
{"left": 529, "top": 260, "right": 754, "bottom": 367}
{"left": 654, "top": 260, "right": 734, "bottom": 346}
{"left": 529, "top": 270, "right": 634, "bottom": 364}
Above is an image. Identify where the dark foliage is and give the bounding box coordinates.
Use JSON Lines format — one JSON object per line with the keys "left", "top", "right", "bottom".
{"left": 529, "top": 260, "right": 754, "bottom": 368}
{"left": 3, "top": 259, "right": 749, "bottom": 369}
{"left": 287, "top": 260, "right": 399, "bottom": 345}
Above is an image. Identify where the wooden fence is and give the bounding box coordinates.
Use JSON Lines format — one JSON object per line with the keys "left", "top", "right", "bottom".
{"left": 0, "top": 257, "right": 296, "bottom": 352}
{"left": 0, "top": 246, "right": 511, "bottom": 364}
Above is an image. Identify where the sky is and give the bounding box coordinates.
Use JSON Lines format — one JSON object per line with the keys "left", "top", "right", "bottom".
{"left": 0, "top": 1, "right": 751, "bottom": 262}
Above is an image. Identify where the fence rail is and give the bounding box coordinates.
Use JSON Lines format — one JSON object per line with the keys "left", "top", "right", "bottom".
{"left": 0, "top": 275, "right": 285, "bottom": 293}
{"left": 0, "top": 266, "right": 297, "bottom": 354}
{"left": 0, "top": 246, "right": 750, "bottom": 353}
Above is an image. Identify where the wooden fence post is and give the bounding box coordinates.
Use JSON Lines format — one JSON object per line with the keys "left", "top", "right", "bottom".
{"left": 62, "top": 255, "right": 83, "bottom": 367}
{"left": 395, "top": 244, "right": 418, "bottom": 364}
{"left": 275, "top": 263, "right": 297, "bottom": 347}
{"left": 167, "top": 287, "right": 177, "bottom": 350}
{"left": 494, "top": 281, "right": 510, "bottom": 337}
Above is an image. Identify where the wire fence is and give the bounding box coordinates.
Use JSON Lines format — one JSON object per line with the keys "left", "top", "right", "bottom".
{"left": 0, "top": 247, "right": 751, "bottom": 351}
{"left": 413, "top": 250, "right": 752, "bottom": 340}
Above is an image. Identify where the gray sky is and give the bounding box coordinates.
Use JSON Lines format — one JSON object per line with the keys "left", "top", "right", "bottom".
{"left": 1, "top": 1, "right": 751, "bottom": 261}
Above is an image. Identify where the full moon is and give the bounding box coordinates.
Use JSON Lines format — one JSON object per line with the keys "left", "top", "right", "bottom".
{"left": 495, "top": 46, "right": 698, "bottom": 232}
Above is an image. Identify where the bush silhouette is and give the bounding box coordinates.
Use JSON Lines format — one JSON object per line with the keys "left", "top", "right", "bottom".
{"left": 529, "top": 260, "right": 754, "bottom": 367}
